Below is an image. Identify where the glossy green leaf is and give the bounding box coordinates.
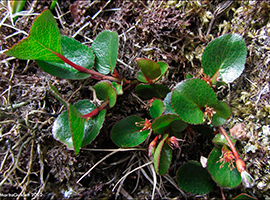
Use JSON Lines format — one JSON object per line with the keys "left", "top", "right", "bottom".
{"left": 207, "top": 147, "right": 242, "bottom": 188}
{"left": 136, "top": 58, "right": 161, "bottom": 80}
{"left": 68, "top": 104, "right": 85, "bottom": 154}
{"left": 5, "top": 10, "right": 62, "bottom": 62}
{"left": 112, "top": 81, "right": 123, "bottom": 95}
{"left": 202, "top": 34, "right": 247, "bottom": 83}
{"left": 50, "top": 0, "right": 58, "bottom": 10}
{"left": 186, "top": 73, "right": 194, "bottom": 79}
{"left": 137, "top": 61, "right": 168, "bottom": 83}
{"left": 52, "top": 100, "right": 106, "bottom": 151}
{"left": 212, "top": 133, "right": 237, "bottom": 147}
{"left": 212, "top": 101, "right": 232, "bottom": 126}
{"left": 149, "top": 99, "right": 165, "bottom": 119}
{"left": 136, "top": 70, "right": 148, "bottom": 83}
{"left": 10, "top": 0, "right": 26, "bottom": 22}
{"left": 135, "top": 84, "right": 170, "bottom": 100}
{"left": 37, "top": 35, "right": 95, "bottom": 79}
{"left": 152, "top": 114, "right": 182, "bottom": 134}
{"left": 154, "top": 134, "right": 172, "bottom": 175}
{"left": 176, "top": 161, "right": 215, "bottom": 195}
{"left": 157, "top": 61, "right": 169, "bottom": 79}
{"left": 170, "top": 120, "right": 188, "bottom": 133}
{"left": 163, "top": 92, "right": 177, "bottom": 115}
{"left": 94, "top": 81, "right": 117, "bottom": 108}
{"left": 171, "top": 79, "right": 217, "bottom": 124}
{"left": 92, "top": 30, "right": 119, "bottom": 74}
{"left": 111, "top": 116, "right": 150, "bottom": 147}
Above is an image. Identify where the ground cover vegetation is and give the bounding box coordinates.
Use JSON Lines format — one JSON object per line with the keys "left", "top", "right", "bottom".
{"left": 1, "top": 1, "right": 270, "bottom": 199}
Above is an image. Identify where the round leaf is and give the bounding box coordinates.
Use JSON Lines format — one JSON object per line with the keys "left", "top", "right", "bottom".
{"left": 163, "top": 92, "right": 177, "bottom": 115}
{"left": 152, "top": 114, "right": 182, "bottom": 134}
{"left": 136, "top": 58, "right": 161, "bottom": 80}
{"left": 136, "top": 70, "right": 148, "bottom": 83}
{"left": 112, "top": 81, "right": 123, "bottom": 95}
{"left": 92, "top": 30, "right": 119, "bottom": 74}
{"left": 52, "top": 100, "right": 106, "bottom": 151}
{"left": 207, "top": 147, "right": 242, "bottom": 188}
{"left": 137, "top": 61, "right": 168, "bottom": 83}
{"left": 202, "top": 34, "right": 247, "bottom": 83}
{"left": 212, "top": 101, "right": 232, "bottom": 126}
{"left": 154, "top": 134, "right": 172, "bottom": 175}
{"left": 111, "top": 116, "right": 149, "bottom": 147}
{"left": 135, "top": 84, "right": 170, "bottom": 100}
{"left": 212, "top": 133, "right": 237, "bottom": 147}
{"left": 176, "top": 161, "right": 215, "bottom": 195}
{"left": 171, "top": 79, "right": 217, "bottom": 124}
{"left": 149, "top": 99, "right": 165, "bottom": 119}
{"left": 37, "top": 36, "right": 95, "bottom": 79}
{"left": 94, "top": 81, "right": 117, "bottom": 108}
{"left": 157, "top": 61, "right": 169, "bottom": 78}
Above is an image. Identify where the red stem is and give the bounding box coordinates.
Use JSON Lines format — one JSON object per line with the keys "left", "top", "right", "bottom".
{"left": 219, "top": 126, "right": 246, "bottom": 172}
{"left": 219, "top": 126, "right": 240, "bottom": 160}
{"left": 81, "top": 100, "right": 109, "bottom": 119}
{"left": 52, "top": 51, "right": 120, "bottom": 82}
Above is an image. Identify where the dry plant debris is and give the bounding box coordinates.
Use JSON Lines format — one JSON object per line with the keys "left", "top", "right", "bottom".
{"left": 0, "top": 0, "right": 270, "bottom": 199}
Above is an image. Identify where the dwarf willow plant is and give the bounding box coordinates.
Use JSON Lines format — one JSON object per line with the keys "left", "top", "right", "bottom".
{"left": 5, "top": 10, "right": 254, "bottom": 197}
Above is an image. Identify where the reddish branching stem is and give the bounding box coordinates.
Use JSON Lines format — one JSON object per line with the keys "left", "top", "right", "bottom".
{"left": 81, "top": 100, "right": 109, "bottom": 119}
{"left": 219, "top": 126, "right": 246, "bottom": 172}
{"left": 52, "top": 51, "right": 120, "bottom": 82}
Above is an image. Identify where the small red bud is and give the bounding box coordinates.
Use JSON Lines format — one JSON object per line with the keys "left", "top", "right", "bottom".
{"left": 236, "top": 159, "right": 246, "bottom": 173}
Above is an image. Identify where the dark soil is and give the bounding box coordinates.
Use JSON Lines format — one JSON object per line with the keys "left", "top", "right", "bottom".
{"left": 1, "top": 1, "right": 270, "bottom": 199}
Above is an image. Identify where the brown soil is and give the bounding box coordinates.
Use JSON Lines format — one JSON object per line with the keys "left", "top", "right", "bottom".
{"left": 1, "top": 1, "right": 269, "bottom": 199}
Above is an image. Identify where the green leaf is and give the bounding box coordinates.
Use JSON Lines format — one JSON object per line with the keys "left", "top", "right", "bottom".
{"left": 171, "top": 79, "right": 217, "bottom": 124}
{"left": 52, "top": 100, "right": 106, "bottom": 151}
{"left": 94, "top": 81, "right": 117, "bottom": 108}
{"left": 10, "top": 0, "right": 26, "bottom": 22}
{"left": 170, "top": 120, "right": 188, "bottom": 133}
{"left": 136, "top": 58, "right": 161, "bottom": 81}
{"left": 154, "top": 134, "right": 172, "bottom": 175}
{"left": 37, "top": 35, "right": 95, "bottom": 79}
{"left": 111, "top": 116, "right": 150, "bottom": 147}
{"left": 163, "top": 92, "right": 177, "bottom": 115}
{"left": 176, "top": 161, "right": 215, "bottom": 195}
{"left": 212, "top": 101, "right": 232, "bottom": 126}
{"left": 136, "top": 70, "right": 148, "bottom": 83}
{"left": 92, "top": 30, "right": 119, "bottom": 74}
{"left": 135, "top": 84, "right": 170, "bottom": 100}
{"left": 202, "top": 34, "right": 247, "bottom": 83}
{"left": 68, "top": 104, "right": 85, "bottom": 154}
{"left": 157, "top": 61, "right": 169, "bottom": 79}
{"left": 136, "top": 62, "right": 168, "bottom": 83}
{"left": 207, "top": 147, "right": 242, "bottom": 188}
{"left": 5, "top": 10, "right": 62, "bottom": 62}
{"left": 212, "top": 133, "right": 237, "bottom": 147}
{"left": 186, "top": 73, "right": 194, "bottom": 79}
{"left": 149, "top": 99, "right": 165, "bottom": 119}
{"left": 152, "top": 114, "right": 182, "bottom": 134}
{"left": 112, "top": 81, "right": 123, "bottom": 95}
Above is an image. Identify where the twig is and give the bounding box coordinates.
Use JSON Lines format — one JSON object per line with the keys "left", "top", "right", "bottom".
{"left": 77, "top": 150, "right": 118, "bottom": 183}
{"left": 149, "top": 163, "right": 157, "bottom": 200}
{"left": 0, "top": 136, "right": 33, "bottom": 187}
{"left": 112, "top": 161, "right": 153, "bottom": 192}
